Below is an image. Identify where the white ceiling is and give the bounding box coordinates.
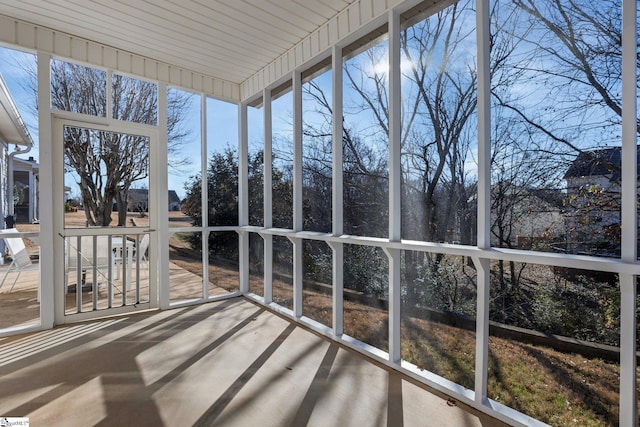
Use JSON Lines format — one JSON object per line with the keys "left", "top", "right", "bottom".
{"left": 0, "top": 0, "right": 356, "bottom": 85}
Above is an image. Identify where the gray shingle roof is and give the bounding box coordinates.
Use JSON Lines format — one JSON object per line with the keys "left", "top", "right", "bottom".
{"left": 563, "top": 147, "right": 639, "bottom": 180}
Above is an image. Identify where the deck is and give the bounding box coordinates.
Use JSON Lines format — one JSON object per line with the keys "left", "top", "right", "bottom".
{"left": 0, "top": 272, "right": 507, "bottom": 426}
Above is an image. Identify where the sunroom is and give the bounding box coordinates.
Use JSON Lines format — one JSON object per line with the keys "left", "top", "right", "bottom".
{"left": 0, "top": 0, "right": 637, "bottom": 426}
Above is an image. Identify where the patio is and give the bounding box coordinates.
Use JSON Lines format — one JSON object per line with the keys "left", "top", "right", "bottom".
{"left": 0, "top": 251, "right": 233, "bottom": 330}
{"left": 0, "top": 296, "right": 506, "bottom": 427}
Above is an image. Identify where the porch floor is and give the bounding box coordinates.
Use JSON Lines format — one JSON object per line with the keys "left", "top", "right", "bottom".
{"left": 0, "top": 296, "right": 507, "bottom": 427}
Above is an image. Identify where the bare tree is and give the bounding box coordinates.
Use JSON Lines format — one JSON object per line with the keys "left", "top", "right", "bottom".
{"left": 39, "top": 60, "right": 190, "bottom": 226}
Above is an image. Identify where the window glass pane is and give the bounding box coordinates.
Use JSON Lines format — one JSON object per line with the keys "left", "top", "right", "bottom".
{"left": 303, "top": 240, "right": 332, "bottom": 327}
{"left": 343, "top": 245, "right": 388, "bottom": 349}
{"left": 302, "top": 70, "right": 332, "bottom": 233}
{"left": 272, "top": 91, "right": 293, "bottom": 229}
{"left": 168, "top": 88, "right": 200, "bottom": 229}
{"left": 343, "top": 40, "right": 389, "bottom": 238}
{"left": 249, "top": 233, "right": 264, "bottom": 297}
{"left": 169, "top": 231, "right": 203, "bottom": 301}
{"left": 272, "top": 236, "right": 293, "bottom": 309}
{"left": 488, "top": 261, "right": 621, "bottom": 425}
{"left": 63, "top": 126, "right": 149, "bottom": 228}
{"left": 207, "top": 98, "right": 239, "bottom": 226}
{"left": 491, "top": 0, "right": 622, "bottom": 257}
{"left": 401, "top": 251, "right": 476, "bottom": 390}
{"left": 51, "top": 60, "right": 106, "bottom": 116}
{"left": 208, "top": 231, "right": 239, "bottom": 295}
{"left": 112, "top": 74, "right": 157, "bottom": 125}
{"left": 248, "top": 104, "right": 264, "bottom": 226}
{"left": 401, "top": 2, "right": 477, "bottom": 244}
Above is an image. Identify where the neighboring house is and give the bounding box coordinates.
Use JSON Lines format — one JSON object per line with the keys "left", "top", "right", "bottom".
{"left": 563, "top": 146, "right": 637, "bottom": 255}
{"left": 168, "top": 190, "right": 181, "bottom": 211}
{"left": 490, "top": 182, "right": 565, "bottom": 249}
{"left": 13, "top": 156, "right": 39, "bottom": 223}
{"left": 125, "top": 188, "right": 181, "bottom": 212}
{"left": 0, "top": 73, "right": 35, "bottom": 228}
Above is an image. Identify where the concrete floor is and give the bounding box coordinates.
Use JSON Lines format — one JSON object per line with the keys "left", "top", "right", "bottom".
{"left": 0, "top": 297, "right": 508, "bottom": 427}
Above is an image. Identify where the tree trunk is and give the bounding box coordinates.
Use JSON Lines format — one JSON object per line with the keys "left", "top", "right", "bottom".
{"left": 115, "top": 191, "right": 128, "bottom": 226}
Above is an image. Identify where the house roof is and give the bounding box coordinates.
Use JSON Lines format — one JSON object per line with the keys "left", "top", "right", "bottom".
{"left": 0, "top": 73, "right": 33, "bottom": 146}
{"left": 13, "top": 156, "right": 39, "bottom": 172}
{"left": 128, "top": 188, "right": 181, "bottom": 203}
{"left": 168, "top": 190, "right": 181, "bottom": 204}
{"left": 563, "top": 147, "right": 640, "bottom": 180}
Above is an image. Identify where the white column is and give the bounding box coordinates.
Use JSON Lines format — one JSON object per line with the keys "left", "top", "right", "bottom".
{"left": 388, "top": 8, "right": 402, "bottom": 365}
{"left": 293, "top": 71, "right": 303, "bottom": 317}
{"left": 332, "top": 45, "right": 344, "bottom": 336}
{"left": 201, "top": 95, "right": 209, "bottom": 298}
{"left": 263, "top": 89, "right": 273, "bottom": 302}
{"left": 156, "top": 82, "right": 169, "bottom": 309}
{"left": 475, "top": 0, "right": 491, "bottom": 405}
{"left": 619, "top": 0, "right": 638, "bottom": 424}
{"left": 38, "top": 52, "right": 55, "bottom": 328}
{"left": 238, "top": 102, "right": 249, "bottom": 293}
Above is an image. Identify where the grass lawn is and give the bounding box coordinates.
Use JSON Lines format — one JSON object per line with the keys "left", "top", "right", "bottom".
{"left": 171, "top": 245, "right": 635, "bottom": 426}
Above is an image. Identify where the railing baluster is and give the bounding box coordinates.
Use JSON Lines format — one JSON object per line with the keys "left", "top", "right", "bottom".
{"left": 107, "top": 235, "right": 113, "bottom": 308}
{"left": 92, "top": 235, "right": 98, "bottom": 311}
{"left": 75, "top": 236, "right": 82, "bottom": 313}
{"left": 121, "top": 233, "right": 127, "bottom": 306}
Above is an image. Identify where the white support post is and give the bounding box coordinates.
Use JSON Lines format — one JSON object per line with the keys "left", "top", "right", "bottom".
{"left": 263, "top": 234, "right": 273, "bottom": 302}
{"left": 264, "top": 89, "right": 273, "bottom": 229}
{"left": 293, "top": 71, "right": 303, "bottom": 232}
{"left": 389, "top": 9, "right": 402, "bottom": 243}
{"left": 475, "top": 0, "right": 491, "bottom": 406}
{"left": 201, "top": 95, "right": 209, "bottom": 298}
{"left": 388, "top": 9, "right": 402, "bottom": 365}
{"left": 332, "top": 44, "right": 344, "bottom": 336}
{"left": 619, "top": 274, "right": 637, "bottom": 426}
{"left": 37, "top": 52, "right": 55, "bottom": 327}
{"left": 293, "top": 71, "right": 303, "bottom": 317}
{"left": 330, "top": 241, "right": 343, "bottom": 335}
{"left": 473, "top": 256, "right": 490, "bottom": 404}
{"left": 291, "top": 236, "right": 303, "bottom": 318}
{"left": 264, "top": 89, "right": 273, "bottom": 302}
{"left": 385, "top": 247, "right": 401, "bottom": 363}
{"left": 619, "top": 0, "right": 637, "bottom": 424}
{"left": 157, "top": 82, "right": 169, "bottom": 309}
{"left": 238, "top": 102, "right": 249, "bottom": 294}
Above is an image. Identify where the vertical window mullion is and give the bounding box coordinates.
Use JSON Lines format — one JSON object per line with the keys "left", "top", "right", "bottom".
{"left": 388, "top": 8, "right": 402, "bottom": 365}
{"left": 238, "top": 102, "right": 249, "bottom": 294}
{"left": 201, "top": 95, "right": 209, "bottom": 298}
{"left": 293, "top": 71, "right": 303, "bottom": 318}
{"left": 332, "top": 45, "right": 344, "bottom": 337}
{"left": 474, "top": 0, "right": 491, "bottom": 406}
{"left": 263, "top": 89, "right": 273, "bottom": 303}
{"left": 619, "top": 0, "right": 638, "bottom": 424}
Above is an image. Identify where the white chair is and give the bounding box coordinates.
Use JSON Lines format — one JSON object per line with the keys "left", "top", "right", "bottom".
{"left": 132, "top": 233, "right": 150, "bottom": 280}
{"left": 0, "top": 228, "right": 35, "bottom": 292}
{"left": 137, "top": 233, "right": 150, "bottom": 262}
{"left": 65, "top": 235, "right": 111, "bottom": 291}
